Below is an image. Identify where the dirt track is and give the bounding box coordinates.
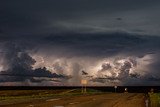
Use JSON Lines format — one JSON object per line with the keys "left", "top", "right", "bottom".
{"left": 0, "top": 93, "right": 145, "bottom": 107}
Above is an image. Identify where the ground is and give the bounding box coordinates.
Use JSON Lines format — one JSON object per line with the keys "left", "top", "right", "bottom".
{"left": 0, "top": 89, "right": 146, "bottom": 107}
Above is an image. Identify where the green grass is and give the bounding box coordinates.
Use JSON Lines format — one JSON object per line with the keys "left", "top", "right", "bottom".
{"left": 0, "top": 89, "right": 104, "bottom": 105}
{"left": 148, "top": 93, "right": 160, "bottom": 107}
{"left": 0, "top": 89, "right": 69, "bottom": 101}
{"left": 0, "top": 89, "right": 102, "bottom": 101}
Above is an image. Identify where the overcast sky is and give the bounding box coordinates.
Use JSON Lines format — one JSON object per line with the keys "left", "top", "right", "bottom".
{"left": 0, "top": 0, "right": 160, "bottom": 86}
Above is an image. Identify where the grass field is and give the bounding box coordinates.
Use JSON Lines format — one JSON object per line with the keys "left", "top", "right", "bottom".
{"left": 0, "top": 91, "right": 145, "bottom": 107}
{"left": 0, "top": 89, "right": 68, "bottom": 100}
{"left": 0, "top": 88, "right": 102, "bottom": 105}
{"left": 2, "top": 89, "right": 160, "bottom": 107}
{"left": 148, "top": 93, "right": 160, "bottom": 107}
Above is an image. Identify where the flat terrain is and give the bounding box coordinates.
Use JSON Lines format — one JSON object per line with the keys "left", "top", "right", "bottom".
{"left": 148, "top": 93, "right": 160, "bottom": 107}
{"left": 0, "top": 92, "right": 145, "bottom": 107}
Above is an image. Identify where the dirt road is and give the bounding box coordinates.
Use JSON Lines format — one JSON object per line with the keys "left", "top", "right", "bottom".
{"left": 0, "top": 93, "right": 145, "bottom": 107}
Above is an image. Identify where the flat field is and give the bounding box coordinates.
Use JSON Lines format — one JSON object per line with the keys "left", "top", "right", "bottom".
{"left": 0, "top": 89, "right": 147, "bottom": 107}
{"left": 148, "top": 93, "right": 160, "bottom": 107}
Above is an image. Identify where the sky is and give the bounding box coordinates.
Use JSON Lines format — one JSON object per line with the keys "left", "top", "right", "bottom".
{"left": 0, "top": 0, "right": 160, "bottom": 86}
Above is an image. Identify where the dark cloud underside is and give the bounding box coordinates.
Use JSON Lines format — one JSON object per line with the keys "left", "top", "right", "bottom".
{"left": 0, "top": 0, "right": 160, "bottom": 85}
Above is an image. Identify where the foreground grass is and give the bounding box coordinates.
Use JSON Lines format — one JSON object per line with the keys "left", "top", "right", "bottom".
{"left": 0, "top": 88, "right": 103, "bottom": 105}
{"left": 0, "top": 89, "right": 68, "bottom": 100}
{"left": 148, "top": 93, "right": 160, "bottom": 107}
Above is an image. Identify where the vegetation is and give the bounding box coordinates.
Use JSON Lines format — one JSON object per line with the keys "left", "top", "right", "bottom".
{"left": 148, "top": 93, "right": 160, "bottom": 107}
{"left": 0, "top": 89, "right": 69, "bottom": 101}
{"left": 0, "top": 89, "right": 102, "bottom": 101}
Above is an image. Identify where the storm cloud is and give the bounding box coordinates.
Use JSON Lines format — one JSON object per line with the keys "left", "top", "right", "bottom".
{"left": 44, "top": 33, "right": 160, "bottom": 57}
{"left": 0, "top": 43, "right": 70, "bottom": 85}
{"left": 0, "top": 0, "right": 160, "bottom": 85}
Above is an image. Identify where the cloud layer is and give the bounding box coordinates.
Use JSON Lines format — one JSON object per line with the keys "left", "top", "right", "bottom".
{"left": 0, "top": 0, "right": 160, "bottom": 86}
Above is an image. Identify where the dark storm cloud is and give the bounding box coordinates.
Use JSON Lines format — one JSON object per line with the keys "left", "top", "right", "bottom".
{"left": 129, "top": 73, "right": 140, "bottom": 78}
{"left": 0, "top": 67, "right": 69, "bottom": 83}
{"left": 1, "top": 0, "right": 160, "bottom": 36}
{"left": 100, "top": 63, "right": 112, "bottom": 72}
{"left": 0, "top": 29, "right": 3, "bottom": 33}
{"left": 90, "top": 55, "right": 160, "bottom": 85}
{"left": 0, "top": 43, "right": 70, "bottom": 83}
{"left": 1, "top": 31, "right": 160, "bottom": 85}
{"left": 0, "top": 68, "right": 67, "bottom": 83}
{"left": 53, "top": 62, "right": 65, "bottom": 74}
{"left": 33, "top": 67, "right": 67, "bottom": 78}
{"left": 44, "top": 32, "right": 160, "bottom": 57}
{"left": 1, "top": 0, "right": 160, "bottom": 85}
{"left": 142, "top": 55, "right": 160, "bottom": 83}
{"left": 118, "top": 61, "right": 132, "bottom": 79}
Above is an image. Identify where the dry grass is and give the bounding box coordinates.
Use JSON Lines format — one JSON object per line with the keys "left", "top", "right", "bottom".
{"left": 148, "top": 93, "right": 160, "bottom": 107}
